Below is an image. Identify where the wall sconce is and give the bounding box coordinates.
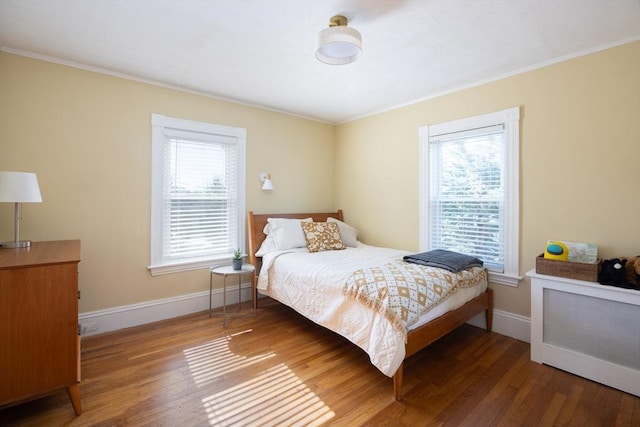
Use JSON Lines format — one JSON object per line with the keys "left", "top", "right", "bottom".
{"left": 259, "top": 172, "right": 273, "bottom": 191}
{"left": 0, "top": 171, "right": 43, "bottom": 248}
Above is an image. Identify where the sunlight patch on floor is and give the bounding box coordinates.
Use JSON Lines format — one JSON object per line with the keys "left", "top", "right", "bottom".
{"left": 183, "top": 329, "right": 275, "bottom": 386}
{"left": 183, "top": 329, "right": 334, "bottom": 426}
{"left": 202, "top": 363, "right": 335, "bottom": 426}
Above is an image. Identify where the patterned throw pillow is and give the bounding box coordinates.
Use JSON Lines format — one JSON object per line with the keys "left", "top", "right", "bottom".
{"left": 301, "top": 222, "right": 346, "bottom": 253}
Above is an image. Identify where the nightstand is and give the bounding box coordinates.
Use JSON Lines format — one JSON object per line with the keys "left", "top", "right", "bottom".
{"left": 209, "top": 264, "right": 256, "bottom": 327}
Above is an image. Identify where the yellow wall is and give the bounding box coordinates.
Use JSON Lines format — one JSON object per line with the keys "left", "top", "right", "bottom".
{"left": 0, "top": 52, "right": 335, "bottom": 312}
{"left": 335, "top": 41, "right": 640, "bottom": 317}
{"left": 2, "top": 42, "right": 639, "bottom": 319}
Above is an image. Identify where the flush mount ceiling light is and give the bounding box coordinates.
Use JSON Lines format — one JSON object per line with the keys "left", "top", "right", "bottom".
{"left": 316, "top": 15, "right": 362, "bottom": 65}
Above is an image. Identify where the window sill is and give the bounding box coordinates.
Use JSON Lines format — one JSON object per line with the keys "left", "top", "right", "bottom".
{"left": 148, "top": 257, "right": 230, "bottom": 276}
{"left": 488, "top": 271, "right": 522, "bottom": 287}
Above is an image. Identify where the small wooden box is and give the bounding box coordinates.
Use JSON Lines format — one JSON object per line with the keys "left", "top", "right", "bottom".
{"left": 535, "top": 254, "right": 601, "bottom": 282}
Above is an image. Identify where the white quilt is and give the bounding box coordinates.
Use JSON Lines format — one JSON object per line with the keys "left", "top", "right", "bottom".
{"left": 257, "top": 243, "right": 487, "bottom": 377}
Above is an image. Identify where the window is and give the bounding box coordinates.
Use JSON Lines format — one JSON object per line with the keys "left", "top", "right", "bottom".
{"left": 419, "top": 107, "right": 521, "bottom": 286}
{"left": 149, "top": 114, "right": 246, "bottom": 276}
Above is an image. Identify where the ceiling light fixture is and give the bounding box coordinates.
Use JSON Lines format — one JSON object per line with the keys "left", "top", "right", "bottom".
{"left": 316, "top": 15, "right": 362, "bottom": 65}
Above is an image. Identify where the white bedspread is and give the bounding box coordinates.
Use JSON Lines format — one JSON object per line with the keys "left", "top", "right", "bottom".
{"left": 257, "top": 243, "right": 487, "bottom": 377}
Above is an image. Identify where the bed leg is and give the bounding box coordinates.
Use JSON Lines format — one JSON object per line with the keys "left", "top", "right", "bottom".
{"left": 252, "top": 272, "right": 258, "bottom": 310}
{"left": 393, "top": 363, "right": 404, "bottom": 401}
{"left": 486, "top": 288, "right": 493, "bottom": 332}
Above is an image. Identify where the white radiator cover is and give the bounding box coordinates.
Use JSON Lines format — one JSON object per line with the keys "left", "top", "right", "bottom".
{"left": 528, "top": 269, "right": 640, "bottom": 397}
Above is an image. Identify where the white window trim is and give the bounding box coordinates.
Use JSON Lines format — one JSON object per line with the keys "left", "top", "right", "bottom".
{"left": 419, "top": 106, "right": 521, "bottom": 287}
{"left": 148, "top": 114, "right": 246, "bottom": 276}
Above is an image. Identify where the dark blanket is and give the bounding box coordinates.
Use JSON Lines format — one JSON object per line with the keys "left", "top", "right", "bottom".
{"left": 403, "top": 249, "right": 483, "bottom": 272}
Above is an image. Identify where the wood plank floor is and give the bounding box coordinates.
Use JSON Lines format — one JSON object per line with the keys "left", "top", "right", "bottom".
{"left": 1, "top": 298, "right": 639, "bottom": 426}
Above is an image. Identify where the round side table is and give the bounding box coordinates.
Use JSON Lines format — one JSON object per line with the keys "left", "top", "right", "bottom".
{"left": 209, "top": 264, "right": 255, "bottom": 327}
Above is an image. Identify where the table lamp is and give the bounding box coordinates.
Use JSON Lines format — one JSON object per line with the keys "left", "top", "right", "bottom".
{"left": 0, "top": 171, "right": 43, "bottom": 248}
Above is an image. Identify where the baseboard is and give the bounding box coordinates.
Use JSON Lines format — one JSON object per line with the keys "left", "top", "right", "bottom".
{"left": 466, "top": 308, "right": 531, "bottom": 343}
{"left": 78, "top": 284, "right": 254, "bottom": 337}
{"left": 79, "top": 289, "right": 531, "bottom": 343}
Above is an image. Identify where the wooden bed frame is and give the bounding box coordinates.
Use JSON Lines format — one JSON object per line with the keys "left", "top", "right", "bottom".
{"left": 247, "top": 210, "right": 493, "bottom": 400}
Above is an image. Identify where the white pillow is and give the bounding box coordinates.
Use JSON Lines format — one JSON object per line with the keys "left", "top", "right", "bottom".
{"left": 327, "top": 217, "right": 359, "bottom": 247}
{"left": 266, "top": 217, "right": 312, "bottom": 250}
{"left": 254, "top": 235, "right": 277, "bottom": 257}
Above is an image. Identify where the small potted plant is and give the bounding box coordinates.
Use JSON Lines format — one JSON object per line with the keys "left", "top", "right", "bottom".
{"left": 232, "top": 248, "right": 243, "bottom": 270}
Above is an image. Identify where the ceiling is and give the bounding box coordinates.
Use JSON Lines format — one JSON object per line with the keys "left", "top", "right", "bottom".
{"left": 1, "top": 0, "right": 639, "bottom": 124}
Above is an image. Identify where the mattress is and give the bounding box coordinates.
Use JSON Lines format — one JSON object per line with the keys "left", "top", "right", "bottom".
{"left": 257, "top": 243, "right": 488, "bottom": 377}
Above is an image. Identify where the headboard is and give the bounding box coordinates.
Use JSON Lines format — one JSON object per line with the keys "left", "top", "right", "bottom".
{"left": 247, "top": 210, "right": 344, "bottom": 271}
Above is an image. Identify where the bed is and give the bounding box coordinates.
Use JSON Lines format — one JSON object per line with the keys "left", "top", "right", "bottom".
{"left": 247, "top": 210, "right": 493, "bottom": 400}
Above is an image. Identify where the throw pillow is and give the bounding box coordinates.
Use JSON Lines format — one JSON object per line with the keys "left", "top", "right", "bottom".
{"left": 301, "top": 222, "right": 346, "bottom": 253}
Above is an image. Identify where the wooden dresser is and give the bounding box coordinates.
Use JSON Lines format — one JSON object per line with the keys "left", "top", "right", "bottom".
{"left": 0, "top": 240, "right": 82, "bottom": 414}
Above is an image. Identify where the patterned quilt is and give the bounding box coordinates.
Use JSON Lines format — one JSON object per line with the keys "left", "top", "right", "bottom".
{"left": 343, "top": 259, "right": 487, "bottom": 340}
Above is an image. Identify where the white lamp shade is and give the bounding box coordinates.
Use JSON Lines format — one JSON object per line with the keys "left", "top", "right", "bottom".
{"left": 259, "top": 172, "right": 274, "bottom": 191}
{"left": 262, "top": 178, "right": 274, "bottom": 191}
{"left": 0, "top": 171, "right": 42, "bottom": 203}
{"left": 316, "top": 26, "right": 362, "bottom": 65}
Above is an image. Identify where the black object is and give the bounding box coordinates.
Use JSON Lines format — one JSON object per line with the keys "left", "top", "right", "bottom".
{"left": 598, "top": 258, "right": 639, "bottom": 289}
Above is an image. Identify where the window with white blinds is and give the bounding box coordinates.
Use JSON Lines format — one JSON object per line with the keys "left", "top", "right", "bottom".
{"left": 149, "top": 114, "right": 246, "bottom": 276}
{"left": 419, "top": 107, "right": 521, "bottom": 286}
{"left": 429, "top": 125, "right": 505, "bottom": 271}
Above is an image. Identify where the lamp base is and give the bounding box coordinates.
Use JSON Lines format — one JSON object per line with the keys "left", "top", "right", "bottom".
{"left": 1, "top": 240, "right": 32, "bottom": 248}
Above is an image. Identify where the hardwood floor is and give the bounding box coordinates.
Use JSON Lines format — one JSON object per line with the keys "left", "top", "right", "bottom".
{"left": 1, "top": 298, "right": 639, "bottom": 426}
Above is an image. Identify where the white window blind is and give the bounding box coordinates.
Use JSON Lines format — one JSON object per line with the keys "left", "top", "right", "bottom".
{"left": 429, "top": 125, "right": 505, "bottom": 271}
{"left": 163, "top": 134, "right": 238, "bottom": 262}
{"left": 419, "top": 107, "right": 521, "bottom": 286}
{"left": 150, "top": 114, "right": 246, "bottom": 276}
